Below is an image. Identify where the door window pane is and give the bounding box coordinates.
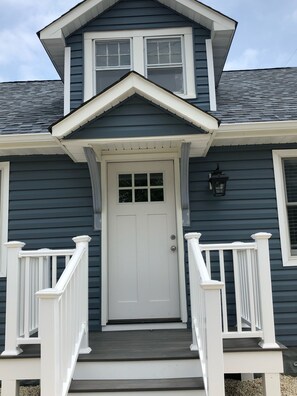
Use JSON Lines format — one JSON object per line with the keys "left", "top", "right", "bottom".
{"left": 151, "top": 188, "right": 164, "bottom": 202}
{"left": 135, "top": 174, "right": 148, "bottom": 187}
{"left": 135, "top": 189, "right": 148, "bottom": 202}
{"left": 119, "top": 190, "right": 133, "bottom": 203}
{"left": 119, "top": 174, "right": 132, "bottom": 188}
{"left": 150, "top": 173, "right": 163, "bottom": 186}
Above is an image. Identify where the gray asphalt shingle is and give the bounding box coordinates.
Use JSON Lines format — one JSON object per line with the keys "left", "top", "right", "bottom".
{"left": 0, "top": 80, "right": 63, "bottom": 135}
{"left": 213, "top": 68, "right": 297, "bottom": 123}
{"left": 0, "top": 68, "right": 296, "bottom": 135}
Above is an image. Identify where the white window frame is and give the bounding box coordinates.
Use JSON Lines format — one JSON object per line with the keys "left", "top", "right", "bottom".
{"left": 0, "top": 162, "right": 10, "bottom": 277}
{"left": 273, "top": 149, "right": 297, "bottom": 266}
{"left": 84, "top": 28, "right": 196, "bottom": 101}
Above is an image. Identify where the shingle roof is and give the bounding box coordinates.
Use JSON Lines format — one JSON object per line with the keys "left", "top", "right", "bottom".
{"left": 0, "top": 80, "right": 63, "bottom": 134}
{"left": 0, "top": 68, "right": 296, "bottom": 136}
{"left": 213, "top": 67, "right": 297, "bottom": 123}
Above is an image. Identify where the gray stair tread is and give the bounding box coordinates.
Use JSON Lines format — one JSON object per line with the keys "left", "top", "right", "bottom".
{"left": 69, "top": 378, "right": 204, "bottom": 392}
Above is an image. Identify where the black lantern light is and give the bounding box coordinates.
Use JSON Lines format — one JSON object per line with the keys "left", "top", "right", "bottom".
{"left": 209, "top": 164, "right": 229, "bottom": 197}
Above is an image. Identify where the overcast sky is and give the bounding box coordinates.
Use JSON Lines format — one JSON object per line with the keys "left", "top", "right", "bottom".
{"left": 0, "top": 0, "right": 297, "bottom": 82}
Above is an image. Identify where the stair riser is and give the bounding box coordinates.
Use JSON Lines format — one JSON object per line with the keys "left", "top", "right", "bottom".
{"left": 74, "top": 359, "right": 201, "bottom": 380}
{"left": 68, "top": 391, "right": 205, "bottom": 396}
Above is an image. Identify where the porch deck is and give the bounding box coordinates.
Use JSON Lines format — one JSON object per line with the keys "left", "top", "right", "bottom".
{"left": 0, "top": 328, "right": 283, "bottom": 361}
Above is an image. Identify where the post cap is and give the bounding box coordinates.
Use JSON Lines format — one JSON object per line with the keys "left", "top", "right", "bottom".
{"left": 184, "top": 232, "right": 202, "bottom": 241}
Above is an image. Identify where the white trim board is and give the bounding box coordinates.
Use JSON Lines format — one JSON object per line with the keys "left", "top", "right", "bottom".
{"left": 0, "top": 162, "right": 9, "bottom": 277}
{"left": 273, "top": 149, "right": 297, "bottom": 267}
{"left": 214, "top": 120, "right": 297, "bottom": 146}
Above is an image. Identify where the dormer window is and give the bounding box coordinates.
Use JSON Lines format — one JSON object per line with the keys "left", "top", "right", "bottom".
{"left": 84, "top": 28, "right": 195, "bottom": 100}
{"left": 146, "top": 37, "right": 184, "bottom": 94}
{"left": 95, "top": 40, "right": 131, "bottom": 94}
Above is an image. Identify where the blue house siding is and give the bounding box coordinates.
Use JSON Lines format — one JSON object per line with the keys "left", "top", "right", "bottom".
{"left": 66, "top": 0, "right": 210, "bottom": 111}
{"left": 187, "top": 144, "right": 297, "bottom": 347}
{"left": 66, "top": 95, "right": 206, "bottom": 139}
{"left": 0, "top": 155, "right": 101, "bottom": 352}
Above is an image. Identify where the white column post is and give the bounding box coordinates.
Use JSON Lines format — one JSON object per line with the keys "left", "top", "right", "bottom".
{"left": 37, "top": 289, "right": 62, "bottom": 396}
{"left": 262, "top": 373, "right": 281, "bottom": 396}
{"left": 72, "top": 235, "right": 92, "bottom": 354}
{"left": 251, "top": 232, "right": 279, "bottom": 348}
{"left": 1, "top": 241, "right": 25, "bottom": 356}
{"left": 185, "top": 232, "right": 201, "bottom": 351}
{"left": 1, "top": 380, "right": 20, "bottom": 396}
{"left": 203, "top": 283, "right": 225, "bottom": 396}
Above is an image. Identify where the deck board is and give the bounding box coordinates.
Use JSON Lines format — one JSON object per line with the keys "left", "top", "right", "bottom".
{"left": 0, "top": 329, "right": 284, "bottom": 361}
{"left": 69, "top": 378, "right": 204, "bottom": 392}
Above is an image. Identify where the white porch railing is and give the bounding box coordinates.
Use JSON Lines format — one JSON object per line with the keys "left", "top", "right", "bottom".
{"left": 185, "top": 232, "right": 225, "bottom": 396}
{"left": 185, "top": 231, "right": 279, "bottom": 396}
{"left": 37, "top": 235, "right": 91, "bottom": 396}
{"left": 2, "top": 243, "right": 75, "bottom": 356}
{"left": 199, "top": 232, "right": 278, "bottom": 348}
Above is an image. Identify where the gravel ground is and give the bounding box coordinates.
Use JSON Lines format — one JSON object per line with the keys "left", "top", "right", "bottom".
{"left": 225, "top": 375, "right": 297, "bottom": 396}
{"left": 0, "top": 375, "right": 296, "bottom": 395}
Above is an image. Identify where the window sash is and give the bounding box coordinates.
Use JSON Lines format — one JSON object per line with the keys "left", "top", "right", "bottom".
{"left": 84, "top": 28, "right": 196, "bottom": 101}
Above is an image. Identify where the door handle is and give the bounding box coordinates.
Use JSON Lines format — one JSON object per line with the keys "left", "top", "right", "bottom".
{"left": 170, "top": 245, "right": 177, "bottom": 252}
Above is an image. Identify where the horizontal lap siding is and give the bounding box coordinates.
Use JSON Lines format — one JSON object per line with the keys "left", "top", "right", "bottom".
{"left": 187, "top": 145, "right": 297, "bottom": 347}
{"left": 0, "top": 155, "right": 101, "bottom": 352}
{"left": 67, "top": 95, "right": 204, "bottom": 139}
{"left": 66, "top": 0, "right": 210, "bottom": 110}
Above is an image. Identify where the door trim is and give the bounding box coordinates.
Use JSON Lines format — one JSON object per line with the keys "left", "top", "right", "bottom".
{"left": 100, "top": 152, "right": 188, "bottom": 328}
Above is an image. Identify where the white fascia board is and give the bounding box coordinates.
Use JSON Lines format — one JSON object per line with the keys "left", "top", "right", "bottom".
{"left": 215, "top": 120, "right": 297, "bottom": 142}
{"left": 39, "top": 0, "right": 235, "bottom": 40}
{"left": 39, "top": 0, "right": 108, "bottom": 39}
{"left": 0, "top": 133, "right": 58, "bottom": 146}
{"left": 156, "top": 0, "right": 236, "bottom": 31}
{"left": 52, "top": 73, "right": 219, "bottom": 139}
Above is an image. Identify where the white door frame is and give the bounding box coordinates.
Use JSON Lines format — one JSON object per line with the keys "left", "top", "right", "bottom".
{"left": 100, "top": 152, "right": 188, "bottom": 327}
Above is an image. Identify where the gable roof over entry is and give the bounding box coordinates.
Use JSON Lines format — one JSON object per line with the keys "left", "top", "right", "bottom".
{"left": 51, "top": 72, "right": 219, "bottom": 161}
{"left": 38, "top": 0, "right": 236, "bottom": 85}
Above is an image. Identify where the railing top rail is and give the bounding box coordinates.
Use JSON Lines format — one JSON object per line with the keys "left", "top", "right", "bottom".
{"left": 19, "top": 249, "right": 75, "bottom": 258}
{"left": 200, "top": 242, "right": 256, "bottom": 251}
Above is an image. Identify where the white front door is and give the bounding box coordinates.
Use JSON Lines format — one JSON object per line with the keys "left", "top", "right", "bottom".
{"left": 107, "top": 161, "right": 180, "bottom": 321}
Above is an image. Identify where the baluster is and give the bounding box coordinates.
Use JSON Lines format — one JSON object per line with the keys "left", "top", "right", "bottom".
{"left": 52, "top": 256, "right": 57, "bottom": 287}
{"left": 219, "top": 250, "right": 228, "bottom": 332}
{"left": 246, "top": 249, "right": 256, "bottom": 332}
{"left": 232, "top": 248, "right": 242, "bottom": 333}
{"left": 24, "top": 257, "right": 31, "bottom": 339}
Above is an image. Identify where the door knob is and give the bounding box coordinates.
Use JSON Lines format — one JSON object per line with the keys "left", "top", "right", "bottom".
{"left": 170, "top": 245, "right": 177, "bottom": 252}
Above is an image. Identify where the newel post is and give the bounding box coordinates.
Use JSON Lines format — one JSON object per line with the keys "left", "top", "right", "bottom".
{"left": 73, "top": 235, "right": 92, "bottom": 354}
{"left": 185, "top": 232, "right": 201, "bottom": 351}
{"left": 1, "top": 241, "right": 25, "bottom": 356}
{"left": 37, "top": 289, "right": 62, "bottom": 396}
{"left": 251, "top": 232, "right": 279, "bottom": 348}
{"left": 202, "top": 282, "right": 225, "bottom": 396}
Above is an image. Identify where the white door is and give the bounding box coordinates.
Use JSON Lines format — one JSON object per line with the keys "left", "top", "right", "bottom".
{"left": 107, "top": 161, "right": 180, "bottom": 321}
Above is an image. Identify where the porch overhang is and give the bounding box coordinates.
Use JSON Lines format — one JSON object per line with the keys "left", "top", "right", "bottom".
{"left": 38, "top": 0, "right": 236, "bottom": 84}
{"left": 51, "top": 72, "right": 219, "bottom": 162}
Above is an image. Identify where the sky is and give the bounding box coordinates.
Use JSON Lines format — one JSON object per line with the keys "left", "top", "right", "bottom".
{"left": 0, "top": 0, "right": 297, "bottom": 82}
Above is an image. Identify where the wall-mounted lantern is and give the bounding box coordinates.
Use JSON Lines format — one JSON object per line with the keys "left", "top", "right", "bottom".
{"left": 209, "top": 165, "right": 229, "bottom": 197}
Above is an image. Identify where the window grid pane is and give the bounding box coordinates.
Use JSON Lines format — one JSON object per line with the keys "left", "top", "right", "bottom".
{"left": 96, "top": 40, "right": 131, "bottom": 69}
{"left": 118, "top": 173, "right": 164, "bottom": 203}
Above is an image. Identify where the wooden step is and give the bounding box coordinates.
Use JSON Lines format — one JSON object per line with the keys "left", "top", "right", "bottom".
{"left": 68, "top": 377, "right": 205, "bottom": 395}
